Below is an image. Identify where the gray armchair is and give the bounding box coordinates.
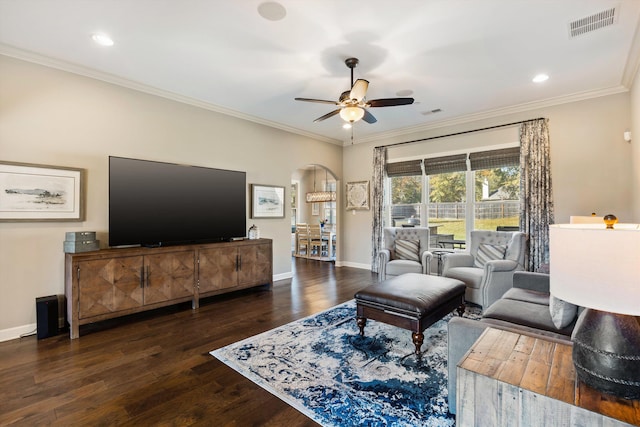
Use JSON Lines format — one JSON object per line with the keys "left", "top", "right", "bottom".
{"left": 378, "top": 227, "right": 432, "bottom": 281}
{"left": 442, "top": 230, "right": 527, "bottom": 309}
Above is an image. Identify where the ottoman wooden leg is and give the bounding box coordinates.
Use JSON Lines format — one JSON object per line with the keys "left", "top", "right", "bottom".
{"left": 412, "top": 331, "right": 424, "bottom": 356}
{"left": 456, "top": 303, "right": 465, "bottom": 317}
{"left": 356, "top": 316, "right": 367, "bottom": 336}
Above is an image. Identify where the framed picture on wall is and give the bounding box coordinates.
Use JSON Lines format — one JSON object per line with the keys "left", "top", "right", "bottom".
{"left": 346, "top": 180, "right": 370, "bottom": 210}
{"left": 251, "top": 184, "right": 285, "bottom": 218}
{"left": 0, "top": 161, "right": 85, "bottom": 222}
{"left": 312, "top": 203, "right": 319, "bottom": 216}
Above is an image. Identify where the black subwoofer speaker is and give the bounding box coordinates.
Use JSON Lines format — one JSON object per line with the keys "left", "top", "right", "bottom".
{"left": 36, "top": 295, "right": 62, "bottom": 339}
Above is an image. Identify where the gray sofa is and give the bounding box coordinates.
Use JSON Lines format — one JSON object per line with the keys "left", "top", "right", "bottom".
{"left": 447, "top": 271, "right": 579, "bottom": 414}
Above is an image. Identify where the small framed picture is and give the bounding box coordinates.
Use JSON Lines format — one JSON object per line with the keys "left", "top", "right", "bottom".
{"left": 251, "top": 184, "right": 285, "bottom": 218}
{"left": 346, "top": 181, "right": 370, "bottom": 210}
{"left": 312, "top": 203, "right": 319, "bottom": 216}
{"left": 0, "top": 161, "right": 85, "bottom": 222}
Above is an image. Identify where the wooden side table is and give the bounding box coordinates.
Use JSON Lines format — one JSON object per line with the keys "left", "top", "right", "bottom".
{"left": 456, "top": 327, "right": 640, "bottom": 426}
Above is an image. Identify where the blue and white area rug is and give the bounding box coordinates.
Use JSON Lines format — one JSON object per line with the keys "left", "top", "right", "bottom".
{"left": 211, "top": 300, "right": 480, "bottom": 427}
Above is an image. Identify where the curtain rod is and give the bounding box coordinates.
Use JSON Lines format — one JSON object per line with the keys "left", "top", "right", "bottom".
{"left": 376, "top": 118, "right": 546, "bottom": 149}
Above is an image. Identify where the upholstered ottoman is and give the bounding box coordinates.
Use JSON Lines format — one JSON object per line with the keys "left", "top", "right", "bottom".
{"left": 354, "top": 273, "right": 466, "bottom": 355}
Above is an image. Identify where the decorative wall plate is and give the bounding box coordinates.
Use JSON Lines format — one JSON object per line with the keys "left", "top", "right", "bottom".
{"left": 346, "top": 181, "right": 369, "bottom": 210}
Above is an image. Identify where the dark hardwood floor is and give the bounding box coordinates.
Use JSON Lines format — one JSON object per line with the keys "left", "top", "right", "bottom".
{"left": 0, "top": 258, "right": 378, "bottom": 426}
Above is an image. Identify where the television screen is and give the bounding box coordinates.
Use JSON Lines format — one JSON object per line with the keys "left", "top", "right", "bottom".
{"left": 109, "top": 156, "right": 246, "bottom": 247}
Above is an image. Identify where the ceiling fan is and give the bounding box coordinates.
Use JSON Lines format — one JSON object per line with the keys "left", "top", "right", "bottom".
{"left": 295, "top": 57, "right": 414, "bottom": 125}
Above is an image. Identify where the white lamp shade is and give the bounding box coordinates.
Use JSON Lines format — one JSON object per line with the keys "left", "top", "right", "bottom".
{"left": 549, "top": 224, "right": 640, "bottom": 315}
{"left": 339, "top": 106, "right": 365, "bottom": 123}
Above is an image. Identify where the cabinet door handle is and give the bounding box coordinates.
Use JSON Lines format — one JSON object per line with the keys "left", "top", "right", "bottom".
{"left": 140, "top": 266, "right": 144, "bottom": 288}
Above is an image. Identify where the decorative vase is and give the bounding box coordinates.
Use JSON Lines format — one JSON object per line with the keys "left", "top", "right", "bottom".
{"left": 248, "top": 224, "right": 259, "bottom": 240}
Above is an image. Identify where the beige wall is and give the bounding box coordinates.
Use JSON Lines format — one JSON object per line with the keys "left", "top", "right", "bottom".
{"left": 630, "top": 65, "right": 640, "bottom": 221}
{"left": 342, "top": 92, "right": 633, "bottom": 267}
{"left": 0, "top": 55, "right": 342, "bottom": 338}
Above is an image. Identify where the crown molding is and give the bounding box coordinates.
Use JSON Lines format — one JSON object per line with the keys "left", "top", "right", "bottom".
{"left": 349, "top": 85, "right": 629, "bottom": 146}
{"left": 0, "top": 44, "right": 341, "bottom": 146}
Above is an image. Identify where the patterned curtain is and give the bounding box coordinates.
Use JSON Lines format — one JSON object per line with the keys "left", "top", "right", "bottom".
{"left": 519, "top": 118, "right": 554, "bottom": 272}
{"left": 371, "top": 146, "right": 387, "bottom": 272}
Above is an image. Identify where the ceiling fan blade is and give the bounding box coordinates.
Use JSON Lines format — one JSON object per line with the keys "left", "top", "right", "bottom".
{"left": 362, "top": 110, "right": 377, "bottom": 124}
{"left": 368, "top": 97, "right": 414, "bottom": 107}
{"left": 313, "top": 109, "right": 341, "bottom": 122}
{"left": 295, "top": 97, "right": 339, "bottom": 105}
{"left": 349, "top": 79, "right": 369, "bottom": 102}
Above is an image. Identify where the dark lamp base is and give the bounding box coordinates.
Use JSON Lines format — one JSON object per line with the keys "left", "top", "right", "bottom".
{"left": 572, "top": 309, "right": 640, "bottom": 400}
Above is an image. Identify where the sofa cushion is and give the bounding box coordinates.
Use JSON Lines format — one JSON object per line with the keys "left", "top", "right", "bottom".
{"left": 386, "top": 259, "right": 422, "bottom": 276}
{"left": 395, "top": 239, "right": 420, "bottom": 262}
{"left": 482, "top": 298, "right": 576, "bottom": 337}
{"left": 502, "top": 288, "right": 550, "bottom": 306}
{"left": 474, "top": 243, "right": 507, "bottom": 268}
{"left": 443, "top": 267, "right": 483, "bottom": 289}
{"left": 549, "top": 295, "right": 578, "bottom": 329}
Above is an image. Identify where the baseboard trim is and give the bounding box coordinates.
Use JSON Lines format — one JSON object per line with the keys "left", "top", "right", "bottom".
{"left": 339, "top": 261, "right": 372, "bottom": 270}
{"left": 274, "top": 272, "right": 293, "bottom": 282}
{"left": 0, "top": 323, "right": 37, "bottom": 343}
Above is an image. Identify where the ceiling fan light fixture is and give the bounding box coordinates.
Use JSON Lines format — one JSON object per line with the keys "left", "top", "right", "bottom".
{"left": 340, "top": 106, "right": 365, "bottom": 123}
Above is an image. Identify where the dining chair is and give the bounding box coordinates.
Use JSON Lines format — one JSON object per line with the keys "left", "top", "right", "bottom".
{"left": 296, "top": 223, "right": 310, "bottom": 256}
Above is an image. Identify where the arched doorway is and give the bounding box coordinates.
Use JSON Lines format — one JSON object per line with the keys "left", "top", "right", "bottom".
{"left": 291, "top": 164, "right": 339, "bottom": 262}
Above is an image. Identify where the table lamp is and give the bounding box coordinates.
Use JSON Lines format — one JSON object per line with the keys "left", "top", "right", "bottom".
{"left": 549, "top": 221, "right": 640, "bottom": 400}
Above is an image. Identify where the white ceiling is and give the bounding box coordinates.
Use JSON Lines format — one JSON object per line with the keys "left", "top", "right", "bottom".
{"left": 1, "top": 0, "right": 639, "bottom": 145}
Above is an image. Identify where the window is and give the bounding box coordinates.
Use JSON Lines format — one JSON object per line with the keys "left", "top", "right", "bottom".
{"left": 470, "top": 147, "right": 520, "bottom": 232}
{"left": 385, "top": 147, "right": 520, "bottom": 246}
{"left": 386, "top": 160, "right": 422, "bottom": 227}
{"left": 473, "top": 166, "right": 520, "bottom": 230}
{"left": 322, "top": 181, "right": 337, "bottom": 225}
{"left": 424, "top": 154, "right": 468, "bottom": 241}
{"left": 427, "top": 171, "right": 466, "bottom": 241}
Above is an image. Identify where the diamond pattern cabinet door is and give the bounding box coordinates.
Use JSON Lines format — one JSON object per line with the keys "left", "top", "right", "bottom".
{"left": 143, "top": 251, "right": 195, "bottom": 305}
{"left": 198, "top": 247, "right": 238, "bottom": 293}
{"left": 78, "top": 257, "right": 144, "bottom": 319}
{"left": 238, "top": 242, "right": 272, "bottom": 287}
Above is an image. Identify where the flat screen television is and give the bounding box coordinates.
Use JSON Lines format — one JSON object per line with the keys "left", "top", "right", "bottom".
{"left": 109, "top": 156, "right": 246, "bottom": 247}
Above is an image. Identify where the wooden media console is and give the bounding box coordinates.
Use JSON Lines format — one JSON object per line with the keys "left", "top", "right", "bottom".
{"left": 65, "top": 238, "right": 272, "bottom": 339}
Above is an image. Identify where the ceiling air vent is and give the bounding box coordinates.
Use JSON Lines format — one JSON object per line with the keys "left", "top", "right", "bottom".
{"left": 569, "top": 7, "right": 617, "bottom": 38}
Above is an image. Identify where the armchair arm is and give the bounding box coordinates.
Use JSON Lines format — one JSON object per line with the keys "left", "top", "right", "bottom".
{"left": 421, "top": 250, "right": 433, "bottom": 275}
{"left": 484, "top": 259, "right": 518, "bottom": 272}
{"left": 378, "top": 249, "right": 390, "bottom": 281}
{"left": 447, "top": 317, "right": 491, "bottom": 414}
{"left": 480, "top": 259, "right": 522, "bottom": 308}
{"left": 442, "top": 253, "right": 474, "bottom": 275}
{"left": 513, "top": 271, "right": 550, "bottom": 293}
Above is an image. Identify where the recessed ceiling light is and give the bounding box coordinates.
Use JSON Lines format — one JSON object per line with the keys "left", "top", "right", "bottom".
{"left": 532, "top": 73, "right": 549, "bottom": 83}
{"left": 258, "top": 2, "right": 287, "bottom": 21}
{"left": 92, "top": 33, "right": 114, "bottom": 47}
{"left": 343, "top": 123, "right": 352, "bottom": 129}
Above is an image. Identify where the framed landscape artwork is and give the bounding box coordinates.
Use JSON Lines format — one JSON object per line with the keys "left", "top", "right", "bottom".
{"left": 251, "top": 184, "right": 285, "bottom": 218}
{"left": 0, "top": 161, "right": 85, "bottom": 222}
{"left": 346, "top": 181, "right": 370, "bottom": 210}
